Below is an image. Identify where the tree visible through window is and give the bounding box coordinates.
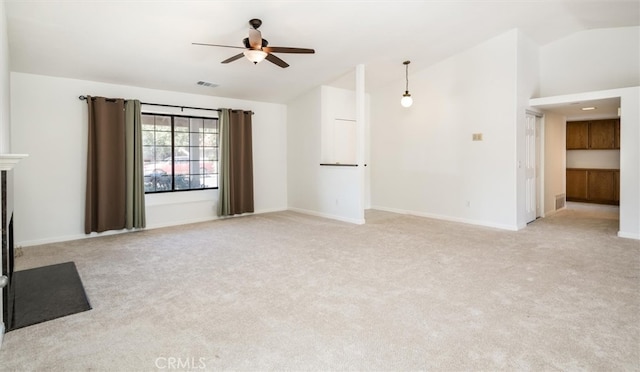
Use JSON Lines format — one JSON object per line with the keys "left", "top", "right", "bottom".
{"left": 142, "top": 113, "right": 218, "bottom": 193}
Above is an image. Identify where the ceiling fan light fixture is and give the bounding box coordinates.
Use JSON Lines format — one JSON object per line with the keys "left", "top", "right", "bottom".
{"left": 401, "top": 60, "right": 413, "bottom": 108}
{"left": 244, "top": 49, "right": 268, "bottom": 64}
{"left": 195, "top": 19, "right": 314, "bottom": 68}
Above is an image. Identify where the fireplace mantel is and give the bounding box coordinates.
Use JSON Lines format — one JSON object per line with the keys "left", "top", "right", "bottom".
{"left": 0, "top": 154, "right": 29, "bottom": 171}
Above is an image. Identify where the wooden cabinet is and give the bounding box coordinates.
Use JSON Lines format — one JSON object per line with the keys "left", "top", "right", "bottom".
{"left": 566, "top": 168, "right": 619, "bottom": 205}
{"left": 589, "top": 119, "right": 617, "bottom": 149}
{"left": 566, "top": 119, "right": 620, "bottom": 149}
{"left": 587, "top": 170, "right": 615, "bottom": 202}
{"left": 566, "top": 169, "right": 588, "bottom": 200}
{"left": 566, "top": 121, "right": 589, "bottom": 149}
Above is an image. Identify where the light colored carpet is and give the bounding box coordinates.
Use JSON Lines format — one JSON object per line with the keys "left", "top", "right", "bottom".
{"left": 0, "top": 203, "right": 638, "bottom": 371}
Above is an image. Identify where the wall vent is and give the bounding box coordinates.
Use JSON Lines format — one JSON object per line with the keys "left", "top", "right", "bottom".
{"left": 196, "top": 81, "right": 218, "bottom": 88}
{"left": 555, "top": 194, "right": 566, "bottom": 210}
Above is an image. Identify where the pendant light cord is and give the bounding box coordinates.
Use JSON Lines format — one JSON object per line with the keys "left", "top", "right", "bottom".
{"left": 405, "top": 64, "right": 409, "bottom": 92}
{"left": 404, "top": 60, "right": 410, "bottom": 93}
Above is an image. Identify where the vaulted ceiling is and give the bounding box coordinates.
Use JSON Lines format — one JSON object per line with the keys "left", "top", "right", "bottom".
{"left": 5, "top": 1, "right": 639, "bottom": 104}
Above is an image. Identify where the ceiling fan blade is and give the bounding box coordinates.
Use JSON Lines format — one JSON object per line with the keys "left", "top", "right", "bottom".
{"left": 221, "top": 53, "right": 244, "bottom": 64}
{"left": 263, "top": 46, "right": 315, "bottom": 54}
{"left": 192, "top": 42, "right": 245, "bottom": 50}
{"left": 248, "top": 29, "right": 262, "bottom": 49}
{"left": 265, "top": 53, "right": 289, "bottom": 68}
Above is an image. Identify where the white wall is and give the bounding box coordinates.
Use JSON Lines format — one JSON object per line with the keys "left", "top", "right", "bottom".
{"left": 10, "top": 72, "right": 288, "bottom": 246}
{"left": 619, "top": 88, "right": 640, "bottom": 239}
{"left": 287, "top": 86, "right": 322, "bottom": 213}
{"left": 543, "top": 112, "right": 566, "bottom": 216}
{"left": 370, "top": 29, "right": 523, "bottom": 230}
{"left": 321, "top": 87, "right": 357, "bottom": 164}
{"left": 540, "top": 27, "right": 640, "bottom": 96}
{"left": 0, "top": 0, "right": 9, "bottom": 344}
{"left": 566, "top": 150, "right": 620, "bottom": 169}
{"left": 287, "top": 85, "right": 364, "bottom": 224}
{"left": 0, "top": 0, "right": 9, "bottom": 154}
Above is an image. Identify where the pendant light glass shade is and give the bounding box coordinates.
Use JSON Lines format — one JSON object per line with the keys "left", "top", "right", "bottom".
{"left": 401, "top": 92, "right": 413, "bottom": 108}
{"left": 401, "top": 60, "right": 413, "bottom": 107}
{"left": 244, "top": 49, "right": 268, "bottom": 64}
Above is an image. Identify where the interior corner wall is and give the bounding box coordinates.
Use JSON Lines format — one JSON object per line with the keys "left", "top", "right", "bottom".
{"left": 543, "top": 112, "right": 566, "bottom": 216}
{"left": 515, "top": 30, "right": 541, "bottom": 228}
{"left": 619, "top": 87, "right": 640, "bottom": 239}
{"left": 287, "top": 86, "right": 322, "bottom": 214}
{"left": 10, "top": 72, "right": 288, "bottom": 246}
{"left": 0, "top": 1, "right": 10, "bottom": 154}
{"left": 540, "top": 26, "right": 640, "bottom": 96}
{"left": 370, "top": 29, "right": 520, "bottom": 230}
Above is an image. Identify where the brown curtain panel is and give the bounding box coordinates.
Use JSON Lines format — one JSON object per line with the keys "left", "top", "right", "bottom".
{"left": 85, "top": 96, "right": 127, "bottom": 233}
{"left": 217, "top": 109, "right": 254, "bottom": 216}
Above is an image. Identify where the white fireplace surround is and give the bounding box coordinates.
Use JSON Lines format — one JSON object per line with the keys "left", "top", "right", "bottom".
{"left": 0, "top": 154, "right": 29, "bottom": 171}
{"left": 1, "top": 153, "right": 27, "bottom": 348}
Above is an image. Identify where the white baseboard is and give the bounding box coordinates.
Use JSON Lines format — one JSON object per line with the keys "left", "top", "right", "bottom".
{"left": 288, "top": 208, "right": 365, "bottom": 225}
{"left": 370, "top": 205, "right": 519, "bottom": 231}
{"left": 17, "top": 208, "right": 288, "bottom": 247}
{"left": 618, "top": 231, "right": 640, "bottom": 240}
{"left": 0, "top": 322, "right": 5, "bottom": 350}
{"left": 543, "top": 207, "right": 565, "bottom": 217}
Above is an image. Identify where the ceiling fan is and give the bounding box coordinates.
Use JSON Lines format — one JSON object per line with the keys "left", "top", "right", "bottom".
{"left": 192, "top": 18, "right": 315, "bottom": 68}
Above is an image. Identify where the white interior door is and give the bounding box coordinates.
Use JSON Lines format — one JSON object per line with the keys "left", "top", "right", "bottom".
{"left": 535, "top": 116, "right": 542, "bottom": 218}
{"left": 525, "top": 113, "right": 537, "bottom": 223}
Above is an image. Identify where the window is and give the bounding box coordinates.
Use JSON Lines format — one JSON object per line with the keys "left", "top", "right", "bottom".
{"left": 142, "top": 113, "right": 218, "bottom": 193}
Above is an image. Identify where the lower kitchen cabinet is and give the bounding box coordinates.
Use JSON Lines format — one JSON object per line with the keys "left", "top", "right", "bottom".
{"left": 566, "top": 168, "right": 619, "bottom": 205}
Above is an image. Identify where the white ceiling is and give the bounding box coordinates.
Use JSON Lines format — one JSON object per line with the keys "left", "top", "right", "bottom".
{"left": 5, "top": 1, "right": 640, "bottom": 104}
{"left": 534, "top": 97, "right": 622, "bottom": 120}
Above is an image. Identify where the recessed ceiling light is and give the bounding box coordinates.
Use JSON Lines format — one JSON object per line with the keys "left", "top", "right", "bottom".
{"left": 581, "top": 107, "right": 597, "bottom": 111}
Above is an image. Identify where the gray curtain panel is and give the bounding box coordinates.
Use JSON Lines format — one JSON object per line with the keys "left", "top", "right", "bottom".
{"left": 85, "top": 96, "right": 127, "bottom": 233}
{"left": 217, "top": 109, "right": 254, "bottom": 217}
{"left": 125, "top": 100, "right": 146, "bottom": 229}
{"left": 217, "top": 109, "right": 231, "bottom": 216}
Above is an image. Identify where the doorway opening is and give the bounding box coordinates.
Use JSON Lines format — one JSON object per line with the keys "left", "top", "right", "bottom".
{"left": 533, "top": 96, "right": 621, "bottom": 234}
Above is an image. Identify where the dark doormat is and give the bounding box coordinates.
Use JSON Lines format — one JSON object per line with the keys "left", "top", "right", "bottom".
{"left": 9, "top": 261, "right": 91, "bottom": 331}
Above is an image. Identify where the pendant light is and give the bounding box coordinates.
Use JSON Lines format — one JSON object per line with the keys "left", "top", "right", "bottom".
{"left": 401, "top": 60, "right": 413, "bottom": 108}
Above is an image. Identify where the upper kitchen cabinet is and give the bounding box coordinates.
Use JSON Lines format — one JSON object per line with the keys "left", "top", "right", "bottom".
{"left": 566, "top": 119, "right": 620, "bottom": 150}
{"left": 566, "top": 121, "right": 589, "bottom": 149}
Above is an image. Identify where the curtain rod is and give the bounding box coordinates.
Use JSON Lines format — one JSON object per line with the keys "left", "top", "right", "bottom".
{"left": 78, "top": 96, "right": 254, "bottom": 115}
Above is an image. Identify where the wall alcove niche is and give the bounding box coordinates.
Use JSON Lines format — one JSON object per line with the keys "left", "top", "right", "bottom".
{"left": 316, "top": 80, "right": 368, "bottom": 223}
{"left": 286, "top": 65, "right": 368, "bottom": 225}
{"left": 320, "top": 86, "right": 360, "bottom": 166}
{"left": 323, "top": 118, "right": 357, "bottom": 165}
